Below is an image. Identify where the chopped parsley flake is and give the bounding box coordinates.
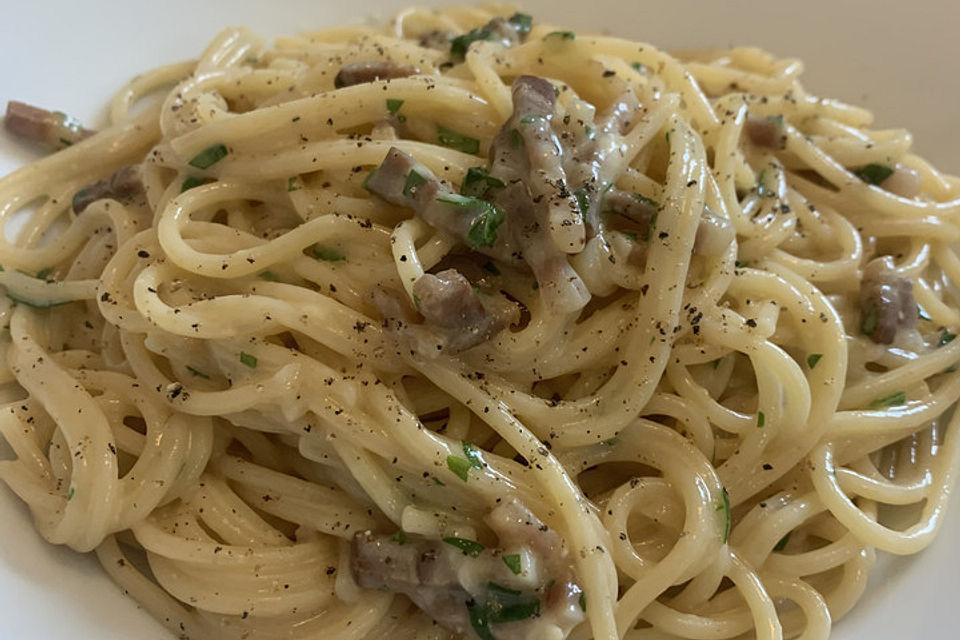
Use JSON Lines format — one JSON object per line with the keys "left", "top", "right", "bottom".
{"left": 239, "top": 352, "right": 258, "bottom": 368}
{"left": 442, "top": 536, "right": 485, "bottom": 557}
{"left": 186, "top": 366, "right": 210, "bottom": 379}
{"left": 312, "top": 245, "right": 345, "bottom": 262}
{"left": 450, "top": 28, "right": 494, "bottom": 61}
{"left": 507, "top": 12, "right": 533, "bottom": 36}
{"left": 181, "top": 176, "right": 212, "bottom": 192}
{"left": 870, "top": 391, "right": 906, "bottom": 408}
{"left": 462, "top": 442, "right": 484, "bottom": 469}
{"left": 386, "top": 98, "right": 404, "bottom": 114}
{"left": 854, "top": 163, "right": 894, "bottom": 185}
{"left": 807, "top": 353, "right": 823, "bottom": 369}
{"left": 773, "top": 532, "right": 791, "bottom": 552}
{"left": 502, "top": 554, "right": 522, "bottom": 575}
{"left": 437, "top": 125, "right": 480, "bottom": 154}
{"left": 757, "top": 411, "right": 765, "bottom": 428}
{"left": 545, "top": 30, "right": 575, "bottom": 40}
{"left": 403, "top": 169, "right": 427, "bottom": 197}
{"left": 188, "top": 143, "right": 229, "bottom": 169}
{"left": 461, "top": 167, "right": 504, "bottom": 198}
{"left": 718, "top": 487, "right": 731, "bottom": 543}
{"left": 447, "top": 455, "right": 472, "bottom": 481}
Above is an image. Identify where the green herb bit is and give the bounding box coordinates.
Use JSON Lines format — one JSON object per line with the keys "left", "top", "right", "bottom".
{"left": 438, "top": 125, "right": 480, "bottom": 154}
{"left": 67, "top": 486, "right": 75, "bottom": 500}
{"left": 390, "top": 530, "right": 408, "bottom": 545}
{"left": 631, "top": 61, "right": 646, "bottom": 72}
{"left": 403, "top": 169, "right": 428, "bottom": 197}
{"left": 578, "top": 591, "right": 587, "bottom": 612}
{"left": 633, "top": 193, "right": 660, "bottom": 209}
{"left": 467, "top": 202, "right": 506, "bottom": 249}
{"left": 718, "top": 487, "right": 731, "bottom": 543}
{"left": 186, "top": 365, "right": 210, "bottom": 379}
{"left": 940, "top": 331, "right": 957, "bottom": 347}
{"left": 807, "top": 353, "right": 823, "bottom": 369}
{"left": 502, "top": 554, "right": 522, "bottom": 575}
{"left": 519, "top": 114, "right": 545, "bottom": 124}
{"left": 312, "top": 245, "right": 346, "bottom": 262}
{"left": 188, "top": 143, "right": 229, "bottom": 169}
{"left": 665, "top": 128, "right": 674, "bottom": 145}
{"left": 467, "top": 600, "right": 495, "bottom": 640}
{"left": 853, "top": 163, "right": 894, "bottom": 185}
{"left": 618, "top": 231, "right": 637, "bottom": 242}
{"left": 432, "top": 476, "right": 446, "bottom": 486}
{"left": 35, "top": 267, "right": 53, "bottom": 280}
{"left": 870, "top": 391, "right": 907, "bottom": 409}
{"left": 508, "top": 12, "right": 533, "bottom": 36}
{"left": 508, "top": 128, "right": 524, "bottom": 148}
{"left": 861, "top": 304, "right": 878, "bottom": 336}
{"left": 181, "top": 176, "right": 212, "bottom": 192}
{"left": 711, "top": 358, "right": 721, "bottom": 370}
{"left": 259, "top": 270, "right": 279, "bottom": 281}
{"left": 451, "top": 28, "right": 494, "bottom": 61}
{"left": 489, "top": 597, "right": 540, "bottom": 623}
{"left": 773, "top": 532, "right": 791, "bottom": 552}
{"left": 443, "top": 536, "right": 485, "bottom": 557}
{"left": 482, "top": 261, "right": 501, "bottom": 275}
{"left": 447, "top": 455, "right": 472, "bottom": 481}
{"left": 239, "top": 352, "right": 258, "bottom": 368}
{"left": 545, "top": 30, "right": 576, "bottom": 40}
{"left": 757, "top": 411, "right": 765, "bottom": 428}
{"left": 386, "top": 98, "right": 404, "bottom": 114}
{"left": 461, "top": 167, "right": 505, "bottom": 198}
{"left": 602, "top": 437, "right": 619, "bottom": 446}
{"left": 573, "top": 186, "right": 590, "bottom": 218}
{"left": 644, "top": 210, "right": 660, "bottom": 242}
{"left": 463, "top": 441, "right": 484, "bottom": 469}
{"left": 287, "top": 176, "right": 302, "bottom": 192}
{"left": 756, "top": 169, "right": 770, "bottom": 198}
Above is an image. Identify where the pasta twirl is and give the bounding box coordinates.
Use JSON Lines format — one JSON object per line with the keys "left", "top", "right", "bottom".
{"left": 1, "top": 5, "right": 959, "bottom": 640}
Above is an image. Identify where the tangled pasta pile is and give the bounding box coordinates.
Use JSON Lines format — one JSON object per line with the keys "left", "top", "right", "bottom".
{"left": 1, "top": 4, "right": 959, "bottom": 640}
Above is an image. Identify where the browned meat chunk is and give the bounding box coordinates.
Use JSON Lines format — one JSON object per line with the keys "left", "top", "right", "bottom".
{"left": 350, "top": 497, "right": 584, "bottom": 640}
{"left": 72, "top": 165, "right": 145, "bottom": 213}
{"left": 351, "top": 532, "right": 470, "bottom": 632}
{"left": 5, "top": 100, "right": 94, "bottom": 150}
{"left": 744, "top": 115, "right": 786, "bottom": 150}
{"left": 412, "top": 268, "right": 518, "bottom": 352}
{"left": 860, "top": 256, "right": 917, "bottom": 344}
{"left": 367, "top": 284, "right": 421, "bottom": 329}
{"left": 693, "top": 207, "right": 735, "bottom": 256}
{"left": 334, "top": 61, "right": 419, "bottom": 88}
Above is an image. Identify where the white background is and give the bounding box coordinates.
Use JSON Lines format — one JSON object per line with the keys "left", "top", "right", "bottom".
{"left": 0, "top": 1, "right": 958, "bottom": 638}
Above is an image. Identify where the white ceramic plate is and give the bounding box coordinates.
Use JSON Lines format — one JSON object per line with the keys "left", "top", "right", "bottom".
{"left": 0, "top": 1, "right": 957, "bottom": 638}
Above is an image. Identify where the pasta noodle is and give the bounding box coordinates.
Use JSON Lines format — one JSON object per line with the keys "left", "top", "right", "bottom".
{"left": 1, "top": 4, "right": 959, "bottom": 639}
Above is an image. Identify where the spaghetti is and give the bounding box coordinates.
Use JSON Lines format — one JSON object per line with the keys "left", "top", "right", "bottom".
{"left": 1, "top": 4, "right": 959, "bottom": 640}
